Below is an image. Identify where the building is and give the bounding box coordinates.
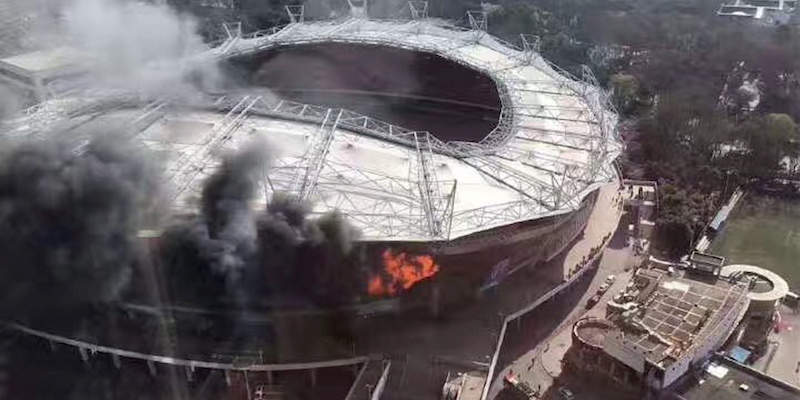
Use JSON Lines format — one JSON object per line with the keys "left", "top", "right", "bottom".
{"left": 687, "top": 252, "right": 726, "bottom": 278}
{"left": 0, "top": 47, "right": 87, "bottom": 106}
{"left": 7, "top": 8, "right": 621, "bottom": 312}
{"left": 622, "top": 180, "right": 657, "bottom": 242}
{"left": 721, "top": 264, "right": 790, "bottom": 356}
{"left": 566, "top": 268, "right": 750, "bottom": 396}
{"left": 668, "top": 353, "right": 800, "bottom": 400}
{"left": 717, "top": 0, "right": 797, "bottom": 23}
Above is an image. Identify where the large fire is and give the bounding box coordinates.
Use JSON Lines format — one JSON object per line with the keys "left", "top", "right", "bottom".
{"left": 367, "top": 249, "right": 440, "bottom": 296}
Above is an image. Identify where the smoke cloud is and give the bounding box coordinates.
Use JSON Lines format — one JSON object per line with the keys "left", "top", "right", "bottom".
{"left": 257, "top": 194, "right": 362, "bottom": 305}
{"left": 0, "top": 0, "right": 224, "bottom": 116}
{"left": 160, "top": 142, "right": 361, "bottom": 311}
{"left": 201, "top": 143, "right": 270, "bottom": 289}
{"left": 0, "top": 134, "right": 158, "bottom": 318}
{"left": 60, "top": 0, "right": 222, "bottom": 100}
{"left": 159, "top": 142, "right": 270, "bottom": 308}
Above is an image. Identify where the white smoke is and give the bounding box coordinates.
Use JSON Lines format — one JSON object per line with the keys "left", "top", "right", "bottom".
{"left": 60, "top": 0, "right": 221, "bottom": 100}
{"left": 0, "top": 0, "right": 223, "bottom": 110}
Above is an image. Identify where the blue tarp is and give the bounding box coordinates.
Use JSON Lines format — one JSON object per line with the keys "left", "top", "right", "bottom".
{"left": 729, "top": 346, "right": 751, "bottom": 364}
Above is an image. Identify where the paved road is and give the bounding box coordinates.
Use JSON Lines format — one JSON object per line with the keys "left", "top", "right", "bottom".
{"left": 489, "top": 205, "right": 638, "bottom": 399}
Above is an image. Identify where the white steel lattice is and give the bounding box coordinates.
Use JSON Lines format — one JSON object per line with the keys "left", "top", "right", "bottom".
{"left": 6, "top": 16, "right": 621, "bottom": 241}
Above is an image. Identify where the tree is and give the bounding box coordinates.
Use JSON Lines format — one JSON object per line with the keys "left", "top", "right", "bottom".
{"left": 610, "top": 73, "right": 646, "bottom": 115}
{"left": 736, "top": 113, "right": 798, "bottom": 178}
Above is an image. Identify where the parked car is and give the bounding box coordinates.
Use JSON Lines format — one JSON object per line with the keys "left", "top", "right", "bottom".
{"left": 597, "top": 282, "right": 610, "bottom": 294}
{"left": 558, "top": 386, "right": 575, "bottom": 400}
{"left": 586, "top": 293, "right": 602, "bottom": 309}
{"left": 605, "top": 275, "right": 616, "bottom": 285}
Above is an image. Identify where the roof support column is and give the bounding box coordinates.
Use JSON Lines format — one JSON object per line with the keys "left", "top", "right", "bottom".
{"left": 78, "top": 347, "right": 89, "bottom": 363}
{"left": 408, "top": 1, "right": 428, "bottom": 19}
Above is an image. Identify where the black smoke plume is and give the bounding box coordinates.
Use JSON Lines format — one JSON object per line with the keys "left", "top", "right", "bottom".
{"left": 0, "top": 136, "right": 158, "bottom": 318}
{"left": 201, "top": 144, "right": 269, "bottom": 287}
{"left": 258, "top": 194, "right": 362, "bottom": 306}
{"left": 160, "top": 143, "right": 270, "bottom": 306}
{"left": 161, "top": 143, "right": 362, "bottom": 310}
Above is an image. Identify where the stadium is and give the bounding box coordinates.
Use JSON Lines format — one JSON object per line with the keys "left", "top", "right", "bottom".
{"left": 7, "top": 9, "right": 621, "bottom": 308}
{"left": 3, "top": 4, "right": 621, "bottom": 399}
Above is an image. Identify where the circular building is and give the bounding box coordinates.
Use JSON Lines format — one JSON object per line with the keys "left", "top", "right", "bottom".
{"left": 4, "top": 9, "right": 621, "bottom": 375}
{"left": 573, "top": 317, "right": 616, "bottom": 351}
{"left": 11, "top": 16, "right": 621, "bottom": 307}
{"left": 721, "top": 264, "right": 789, "bottom": 314}
{"left": 1, "top": 9, "right": 622, "bottom": 400}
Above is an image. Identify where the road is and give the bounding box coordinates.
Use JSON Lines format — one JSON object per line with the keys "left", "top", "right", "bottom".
{"left": 489, "top": 201, "right": 639, "bottom": 399}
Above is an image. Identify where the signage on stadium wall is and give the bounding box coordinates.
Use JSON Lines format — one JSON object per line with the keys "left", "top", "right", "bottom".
{"left": 481, "top": 259, "right": 512, "bottom": 291}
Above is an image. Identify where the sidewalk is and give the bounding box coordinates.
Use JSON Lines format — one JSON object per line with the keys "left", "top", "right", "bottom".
{"left": 558, "top": 184, "right": 625, "bottom": 280}
{"left": 504, "top": 246, "right": 635, "bottom": 398}
{"left": 538, "top": 267, "right": 635, "bottom": 380}
{"left": 488, "top": 183, "right": 627, "bottom": 399}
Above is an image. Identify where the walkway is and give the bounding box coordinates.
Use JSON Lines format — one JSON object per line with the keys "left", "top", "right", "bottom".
{"left": 488, "top": 183, "right": 630, "bottom": 399}
{"left": 557, "top": 184, "right": 625, "bottom": 279}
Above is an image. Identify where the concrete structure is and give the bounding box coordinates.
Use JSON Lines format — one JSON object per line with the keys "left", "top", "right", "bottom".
{"left": 717, "top": 0, "right": 797, "bottom": 23}
{"left": 3, "top": 5, "right": 622, "bottom": 400}
{"left": 0, "top": 47, "right": 87, "bottom": 105}
{"left": 721, "top": 264, "right": 790, "bottom": 354}
{"left": 669, "top": 354, "right": 800, "bottom": 400}
{"left": 6, "top": 6, "right": 621, "bottom": 309}
{"left": 565, "top": 268, "right": 750, "bottom": 395}
{"left": 721, "top": 264, "right": 789, "bottom": 314}
{"left": 622, "top": 180, "right": 657, "bottom": 242}
{"left": 687, "top": 252, "right": 726, "bottom": 278}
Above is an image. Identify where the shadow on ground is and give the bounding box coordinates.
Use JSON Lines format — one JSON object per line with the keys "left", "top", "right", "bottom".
{"left": 494, "top": 257, "right": 600, "bottom": 381}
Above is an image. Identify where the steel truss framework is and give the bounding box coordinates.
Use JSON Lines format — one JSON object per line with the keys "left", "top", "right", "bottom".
{"left": 9, "top": 6, "right": 621, "bottom": 242}
{"left": 213, "top": 11, "right": 621, "bottom": 240}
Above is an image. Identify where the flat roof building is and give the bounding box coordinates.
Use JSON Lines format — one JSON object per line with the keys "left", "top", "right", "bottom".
{"left": 669, "top": 354, "right": 800, "bottom": 400}
{"left": 567, "top": 268, "right": 750, "bottom": 395}
{"left": 0, "top": 47, "right": 87, "bottom": 105}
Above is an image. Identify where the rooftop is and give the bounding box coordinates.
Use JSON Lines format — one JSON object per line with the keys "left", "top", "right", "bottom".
{"left": 9, "top": 17, "right": 621, "bottom": 242}
{"left": 604, "top": 269, "right": 748, "bottom": 367}
{"left": 671, "top": 355, "right": 800, "bottom": 400}
{"left": 0, "top": 47, "right": 83, "bottom": 74}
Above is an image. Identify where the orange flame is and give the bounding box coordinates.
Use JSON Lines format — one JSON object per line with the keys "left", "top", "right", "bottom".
{"left": 367, "top": 249, "right": 440, "bottom": 296}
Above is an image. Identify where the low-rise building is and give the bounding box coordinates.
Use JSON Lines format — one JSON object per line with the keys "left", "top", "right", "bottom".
{"left": 668, "top": 353, "right": 800, "bottom": 400}
{"left": 565, "top": 268, "right": 750, "bottom": 396}
{"left": 0, "top": 47, "right": 87, "bottom": 107}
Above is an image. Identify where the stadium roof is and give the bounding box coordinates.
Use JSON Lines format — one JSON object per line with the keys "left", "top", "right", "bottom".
{"left": 7, "top": 15, "right": 621, "bottom": 242}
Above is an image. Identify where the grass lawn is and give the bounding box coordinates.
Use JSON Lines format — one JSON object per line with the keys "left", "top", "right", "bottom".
{"left": 711, "top": 194, "right": 800, "bottom": 291}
